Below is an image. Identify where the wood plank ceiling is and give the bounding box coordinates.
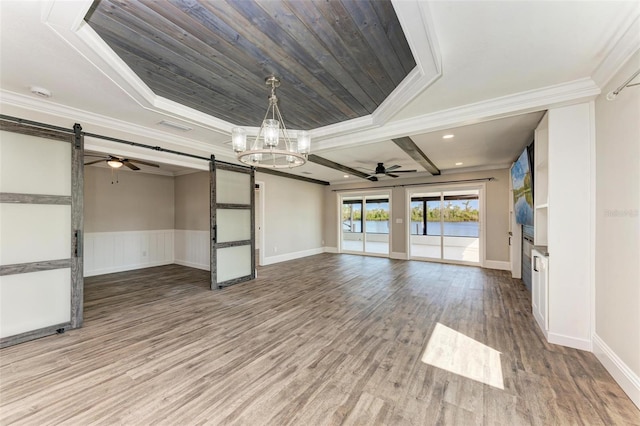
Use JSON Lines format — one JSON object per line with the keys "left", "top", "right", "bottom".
{"left": 85, "top": 0, "right": 416, "bottom": 130}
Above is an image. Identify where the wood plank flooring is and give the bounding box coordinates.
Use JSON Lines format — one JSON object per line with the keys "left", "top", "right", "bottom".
{"left": 1, "top": 254, "right": 638, "bottom": 425}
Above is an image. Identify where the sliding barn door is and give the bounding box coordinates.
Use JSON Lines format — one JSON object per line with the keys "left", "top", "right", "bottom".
{"left": 0, "top": 120, "right": 83, "bottom": 347}
{"left": 210, "top": 161, "right": 255, "bottom": 289}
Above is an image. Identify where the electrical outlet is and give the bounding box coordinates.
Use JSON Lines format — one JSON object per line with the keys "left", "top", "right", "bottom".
{"left": 321, "top": 240, "right": 325, "bottom": 245}
{"left": 273, "top": 246, "right": 278, "bottom": 253}
{"left": 142, "top": 250, "right": 147, "bottom": 256}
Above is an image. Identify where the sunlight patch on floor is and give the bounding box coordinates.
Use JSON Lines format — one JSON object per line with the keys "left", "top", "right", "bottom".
{"left": 422, "top": 322, "right": 504, "bottom": 389}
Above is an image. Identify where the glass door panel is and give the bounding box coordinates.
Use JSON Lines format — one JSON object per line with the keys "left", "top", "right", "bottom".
{"left": 410, "top": 192, "right": 442, "bottom": 259}
{"left": 217, "top": 245, "right": 252, "bottom": 282}
{"left": 217, "top": 169, "right": 250, "bottom": 204}
{"left": 364, "top": 198, "right": 389, "bottom": 255}
{"left": 442, "top": 190, "right": 480, "bottom": 263}
{"left": 341, "top": 199, "right": 363, "bottom": 252}
{"left": 216, "top": 209, "right": 251, "bottom": 243}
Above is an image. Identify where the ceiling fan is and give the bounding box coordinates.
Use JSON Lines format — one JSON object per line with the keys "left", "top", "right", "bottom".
{"left": 365, "top": 162, "right": 417, "bottom": 178}
{"left": 84, "top": 155, "right": 159, "bottom": 171}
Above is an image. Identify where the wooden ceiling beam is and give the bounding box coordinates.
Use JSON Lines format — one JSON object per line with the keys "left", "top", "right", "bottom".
{"left": 308, "top": 154, "right": 378, "bottom": 181}
{"left": 392, "top": 137, "right": 441, "bottom": 176}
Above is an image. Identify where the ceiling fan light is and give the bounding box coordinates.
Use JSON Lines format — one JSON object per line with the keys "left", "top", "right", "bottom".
{"left": 107, "top": 159, "right": 123, "bottom": 168}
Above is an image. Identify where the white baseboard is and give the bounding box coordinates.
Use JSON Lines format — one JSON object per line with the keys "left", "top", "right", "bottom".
{"left": 593, "top": 333, "right": 640, "bottom": 409}
{"left": 84, "top": 261, "right": 173, "bottom": 277}
{"left": 174, "top": 259, "right": 209, "bottom": 271}
{"left": 262, "top": 247, "right": 324, "bottom": 265}
{"left": 547, "top": 332, "right": 592, "bottom": 351}
{"left": 484, "top": 260, "right": 511, "bottom": 271}
{"left": 391, "top": 251, "right": 409, "bottom": 260}
{"left": 324, "top": 246, "right": 338, "bottom": 254}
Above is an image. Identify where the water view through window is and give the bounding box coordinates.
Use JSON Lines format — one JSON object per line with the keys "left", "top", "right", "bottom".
{"left": 410, "top": 190, "right": 480, "bottom": 263}
{"left": 410, "top": 198, "right": 479, "bottom": 237}
{"left": 342, "top": 196, "right": 389, "bottom": 255}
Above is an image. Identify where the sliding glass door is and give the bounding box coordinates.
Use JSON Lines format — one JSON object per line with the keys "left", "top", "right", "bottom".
{"left": 341, "top": 194, "right": 390, "bottom": 256}
{"left": 409, "top": 188, "right": 481, "bottom": 265}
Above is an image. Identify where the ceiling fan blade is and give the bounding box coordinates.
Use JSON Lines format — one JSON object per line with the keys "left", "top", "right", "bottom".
{"left": 127, "top": 159, "right": 160, "bottom": 168}
{"left": 392, "top": 169, "right": 417, "bottom": 173}
{"left": 122, "top": 160, "right": 140, "bottom": 170}
{"left": 385, "top": 173, "right": 399, "bottom": 178}
{"left": 385, "top": 164, "right": 402, "bottom": 171}
{"left": 84, "top": 154, "right": 108, "bottom": 158}
{"left": 84, "top": 159, "right": 106, "bottom": 166}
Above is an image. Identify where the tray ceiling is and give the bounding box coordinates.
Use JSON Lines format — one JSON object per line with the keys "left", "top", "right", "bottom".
{"left": 85, "top": 0, "right": 416, "bottom": 130}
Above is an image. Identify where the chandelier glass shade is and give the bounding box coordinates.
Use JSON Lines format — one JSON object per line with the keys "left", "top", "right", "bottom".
{"left": 232, "top": 76, "right": 310, "bottom": 168}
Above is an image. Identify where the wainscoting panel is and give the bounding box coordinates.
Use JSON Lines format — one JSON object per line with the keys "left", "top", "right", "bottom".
{"left": 174, "top": 229, "right": 210, "bottom": 271}
{"left": 84, "top": 230, "right": 174, "bottom": 277}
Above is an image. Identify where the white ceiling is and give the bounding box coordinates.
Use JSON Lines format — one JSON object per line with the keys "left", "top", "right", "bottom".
{"left": 1, "top": 1, "right": 638, "bottom": 183}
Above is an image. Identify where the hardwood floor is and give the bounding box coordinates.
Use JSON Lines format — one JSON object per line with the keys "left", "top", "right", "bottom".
{"left": 1, "top": 255, "right": 638, "bottom": 425}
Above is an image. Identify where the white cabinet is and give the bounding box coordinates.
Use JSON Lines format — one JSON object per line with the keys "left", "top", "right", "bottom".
{"left": 529, "top": 103, "right": 593, "bottom": 351}
{"left": 531, "top": 249, "right": 549, "bottom": 333}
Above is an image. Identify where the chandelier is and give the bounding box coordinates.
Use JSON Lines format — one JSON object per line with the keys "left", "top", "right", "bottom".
{"left": 232, "top": 76, "right": 310, "bottom": 168}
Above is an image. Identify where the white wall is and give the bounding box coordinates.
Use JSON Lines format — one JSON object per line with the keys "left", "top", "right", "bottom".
{"left": 84, "top": 167, "right": 174, "bottom": 232}
{"left": 255, "top": 172, "right": 325, "bottom": 265}
{"left": 593, "top": 49, "right": 640, "bottom": 408}
{"left": 83, "top": 167, "right": 176, "bottom": 276}
{"left": 174, "top": 172, "right": 210, "bottom": 270}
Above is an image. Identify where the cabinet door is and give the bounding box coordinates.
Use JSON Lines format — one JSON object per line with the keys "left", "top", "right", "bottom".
{"left": 531, "top": 250, "right": 548, "bottom": 332}
{"left": 538, "top": 256, "right": 549, "bottom": 330}
{"left": 532, "top": 254, "right": 540, "bottom": 316}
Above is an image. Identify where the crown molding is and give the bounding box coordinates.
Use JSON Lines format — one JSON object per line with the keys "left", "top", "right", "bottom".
{"left": 43, "top": 0, "right": 234, "bottom": 134}
{"left": 41, "top": 0, "right": 443, "bottom": 145}
{"left": 373, "top": 0, "right": 442, "bottom": 124}
{"left": 0, "top": 89, "right": 233, "bottom": 161}
{"left": 314, "top": 77, "right": 601, "bottom": 152}
{"left": 440, "top": 164, "right": 511, "bottom": 175}
{"left": 591, "top": 13, "right": 640, "bottom": 88}
{"left": 309, "top": 114, "right": 377, "bottom": 140}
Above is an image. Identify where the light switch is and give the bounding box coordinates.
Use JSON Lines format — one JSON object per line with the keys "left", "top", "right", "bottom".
{"left": 395, "top": 218, "right": 403, "bottom": 224}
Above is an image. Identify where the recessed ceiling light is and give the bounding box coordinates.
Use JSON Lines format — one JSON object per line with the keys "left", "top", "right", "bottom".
{"left": 455, "top": 162, "right": 463, "bottom": 166}
{"left": 30, "top": 86, "right": 51, "bottom": 98}
{"left": 343, "top": 174, "right": 349, "bottom": 178}
{"left": 442, "top": 134, "right": 455, "bottom": 139}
